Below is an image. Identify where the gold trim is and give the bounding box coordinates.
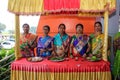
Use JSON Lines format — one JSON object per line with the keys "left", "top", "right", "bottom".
{"left": 11, "top": 70, "right": 111, "bottom": 80}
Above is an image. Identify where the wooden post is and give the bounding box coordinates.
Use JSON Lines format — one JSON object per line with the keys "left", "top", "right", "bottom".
{"left": 103, "top": 10, "right": 109, "bottom": 61}
{"left": 15, "top": 14, "right": 21, "bottom": 60}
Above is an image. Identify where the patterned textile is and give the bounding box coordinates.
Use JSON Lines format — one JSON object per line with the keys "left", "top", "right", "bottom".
{"left": 71, "top": 34, "right": 89, "bottom": 56}
{"left": 90, "top": 33, "right": 111, "bottom": 61}
{"left": 89, "top": 33, "right": 104, "bottom": 55}
{"left": 20, "top": 33, "right": 37, "bottom": 57}
{"left": 54, "top": 33, "right": 71, "bottom": 56}
{"left": 37, "top": 36, "right": 53, "bottom": 57}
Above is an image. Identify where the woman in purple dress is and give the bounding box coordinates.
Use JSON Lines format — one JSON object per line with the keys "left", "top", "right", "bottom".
{"left": 37, "top": 25, "right": 54, "bottom": 57}
{"left": 70, "top": 24, "right": 90, "bottom": 58}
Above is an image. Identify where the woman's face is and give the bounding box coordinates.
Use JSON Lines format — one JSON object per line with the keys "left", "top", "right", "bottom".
{"left": 76, "top": 25, "right": 83, "bottom": 34}
{"left": 94, "top": 23, "right": 102, "bottom": 32}
{"left": 43, "top": 27, "right": 49, "bottom": 35}
{"left": 23, "top": 25, "right": 29, "bottom": 33}
{"left": 58, "top": 25, "right": 65, "bottom": 34}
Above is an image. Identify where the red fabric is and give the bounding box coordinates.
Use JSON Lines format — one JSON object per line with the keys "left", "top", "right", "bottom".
{"left": 44, "top": 0, "right": 80, "bottom": 12}
{"left": 11, "top": 58, "right": 110, "bottom": 73}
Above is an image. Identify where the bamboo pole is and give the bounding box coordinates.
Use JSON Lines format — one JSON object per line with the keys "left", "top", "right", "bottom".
{"left": 103, "top": 10, "right": 109, "bottom": 61}
{"left": 15, "top": 15, "right": 21, "bottom": 60}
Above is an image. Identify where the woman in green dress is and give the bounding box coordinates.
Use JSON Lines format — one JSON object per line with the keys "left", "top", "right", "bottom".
{"left": 89, "top": 22, "right": 111, "bottom": 60}
{"left": 113, "top": 32, "right": 120, "bottom": 80}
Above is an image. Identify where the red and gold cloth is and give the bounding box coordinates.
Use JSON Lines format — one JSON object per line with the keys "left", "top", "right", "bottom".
{"left": 8, "top": 0, "right": 116, "bottom": 16}
{"left": 11, "top": 58, "right": 111, "bottom": 80}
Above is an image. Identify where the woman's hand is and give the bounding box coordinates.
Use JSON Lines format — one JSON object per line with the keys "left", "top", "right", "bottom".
{"left": 82, "top": 54, "right": 86, "bottom": 58}
{"left": 89, "top": 53, "right": 93, "bottom": 57}
{"left": 47, "top": 48, "right": 53, "bottom": 51}
{"left": 40, "top": 49, "right": 46, "bottom": 54}
{"left": 70, "top": 54, "right": 74, "bottom": 58}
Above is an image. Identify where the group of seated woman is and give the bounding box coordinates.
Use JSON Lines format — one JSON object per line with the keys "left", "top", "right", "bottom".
{"left": 37, "top": 23, "right": 71, "bottom": 58}
{"left": 20, "top": 21, "right": 110, "bottom": 60}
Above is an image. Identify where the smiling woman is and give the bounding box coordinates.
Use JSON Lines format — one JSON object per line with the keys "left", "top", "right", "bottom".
{"left": 20, "top": 16, "right": 40, "bottom": 33}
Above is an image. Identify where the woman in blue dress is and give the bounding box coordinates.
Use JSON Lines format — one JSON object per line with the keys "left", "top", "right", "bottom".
{"left": 52, "top": 23, "right": 71, "bottom": 57}
{"left": 37, "top": 25, "right": 54, "bottom": 57}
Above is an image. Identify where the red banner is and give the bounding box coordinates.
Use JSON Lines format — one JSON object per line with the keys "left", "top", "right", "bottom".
{"left": 44, "top": 0, "right": 80, "bottom": 12}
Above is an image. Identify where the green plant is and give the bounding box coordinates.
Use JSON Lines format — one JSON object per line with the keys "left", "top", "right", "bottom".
{"left": 20, "top": 42, "right": 29, "bottom": 50}
{"left": 0, "top": 49, "right": 7, "bottom": 58}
